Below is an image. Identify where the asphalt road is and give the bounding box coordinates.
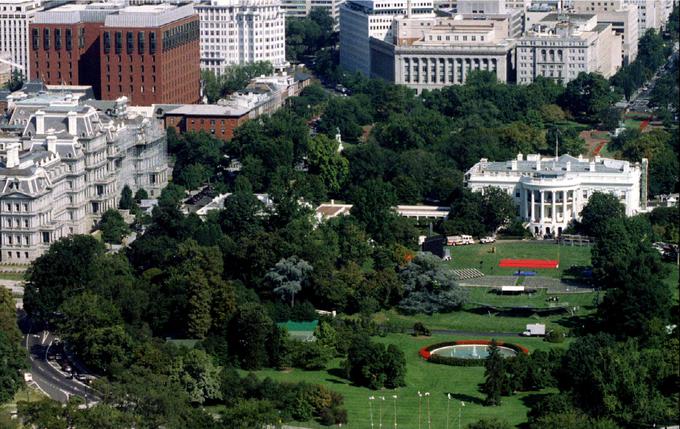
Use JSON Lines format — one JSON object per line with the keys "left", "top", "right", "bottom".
{"left": 19, "top": 315, "right": 99, "bottom": 404}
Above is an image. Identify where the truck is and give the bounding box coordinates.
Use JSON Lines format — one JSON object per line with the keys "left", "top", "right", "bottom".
{"left": 521, "top": 323, "right": 546, "bottom": 337}
{"left": 447, "top": 235, "right": 475, "bottom": 246}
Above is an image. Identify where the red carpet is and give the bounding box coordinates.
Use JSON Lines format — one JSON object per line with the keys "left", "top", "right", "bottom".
{"left": 499, "top": 259, "right": 559, "bottom": 269}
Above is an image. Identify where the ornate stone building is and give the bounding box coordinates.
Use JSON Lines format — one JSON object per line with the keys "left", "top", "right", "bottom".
{"left": 0, "top": 91, "right": 168, "bottom": 263}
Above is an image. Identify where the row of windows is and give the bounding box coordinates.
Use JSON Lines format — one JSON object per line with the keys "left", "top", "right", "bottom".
{"left": 31, "top": 27, "right": 85, "bottom": 51}
{"left": 103, "top": 31, "right": 157, "bottom": 55}
{"left": 3, "top": 203, "right": 29, "bottom": 212}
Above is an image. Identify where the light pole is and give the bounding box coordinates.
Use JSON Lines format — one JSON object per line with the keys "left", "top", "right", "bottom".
{"left": 379, "top": 396, "right": 385, "bottom": 428}
{"left": 392, "top": 395, "right": 398, "bottom": 428}
{"left": 424, "top": 392, "right": 431, "bottom": 429}
{"left": 418, "top": 391, "right": 423, "bottom": 429}
{"left": 459, "top": 401, "right": 465, "bottom": 429}
{"left": 446, "top": 394, "right": 451, "bottom": 429}
{"left": 369, "top": 396, "right": 375, "bottom": 429}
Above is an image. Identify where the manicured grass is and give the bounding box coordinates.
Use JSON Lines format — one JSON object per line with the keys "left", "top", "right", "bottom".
{"left": 662, "top": 261, "right": 680, "bottom": 301}
{"left": 445, "top": 241, "right": 592, "bottom": 280}
{"left": 464, "top": 287, "right": 596, "bottom": 309}
{"left": 0, "top": 272, "right": 25, "bottom": 281}
{"left": 624, "top": 119, "right": 643, "bottom": 130}
{"left": 247, "top": 333, "right": 565, "bottom": 429}
{"left": 374, "top": 304, "right": 594, "bottom": 334}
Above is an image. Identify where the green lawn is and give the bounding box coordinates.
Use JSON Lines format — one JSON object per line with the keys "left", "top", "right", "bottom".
{"left": 246, "top": 333, "right": 565, "bottom": 429}
{"left": 0, "top": 273, "right": 24, "bottom": 281}
{"left": 445, "top": 241, "right": 592, "bottom": 280}
{"left": 662, "top": 261, "right": 680, "bottom": 301}
{"left": 624, "top": 119, "right": 643, "bottom": 130}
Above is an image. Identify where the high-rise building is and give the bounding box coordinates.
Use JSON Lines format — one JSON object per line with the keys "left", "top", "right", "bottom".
{"left": 516, "top": 13, "right": 622, "bottom": 84}
{"left": 624, "top": 0, "right": 657, "bottom": 32}
{"left": 339, "top": 0, "right": 435, "bottom": 75}
{"left": 568, "top": 0, "right": 638, "bottom": 63}
{"left": 0, "top": 91, "right": 169, "bottom": 263}
{"left": 0, "top": 0, "right": 43, "bottom": 78}
{"left": 281, "top": 0, "right": 345, "bottom": 20}
{"left": 100, "top": 4, "right": 200, "bottom": 104}
{"left": 195, "top": 0, "right": 286, "bottom": 75}
{"left": 29, "top": 2, "right": 200, "bottom": 104}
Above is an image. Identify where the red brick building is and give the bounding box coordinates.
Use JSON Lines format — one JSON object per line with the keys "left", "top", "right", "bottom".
{"left": 29, "top": 3, "right": 199, "bottom": 105}
{"left": 163, "top": 105, "right": 251, "bottom": 141}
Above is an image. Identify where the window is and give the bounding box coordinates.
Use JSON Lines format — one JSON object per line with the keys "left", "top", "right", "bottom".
{"left": 32, "top": 28, "right": 39, "bottom": 50}
{"left": 126, "top": 31, "right": 134, "bottom": 54}
{"left": 149, "top": 32, "right": 156, "bottom": 54}
{"left": 79, "top": 28, "right": 85, "bottom": 49}
{"left": 65, "top": 28, "right": 72, "bottom": 50}
{"left": 115, "top": 31, "right": 122, "bottom": 54}
{"left": 43, "top": 28, "right": 50, "bottom": 50}
{"left": 138, "top": 32, "right": 145, "bottom": 54}
{"left": 42, "top": 232, "right": 50, "bottom": 243}
{"left": 103, "top": 31, "right": 111, "bottom": 54}
{"left": 55, "top": 28, "right": 61, "bottom": 50}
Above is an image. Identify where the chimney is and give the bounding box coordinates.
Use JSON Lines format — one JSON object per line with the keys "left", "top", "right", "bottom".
{"left": 35, "top": 110, "right": 45, "bottom": 135}
{"left": 595, "top": 155, "right": 601, "bottom": 163}
{"left": 46, "top": 135, "right": 57, "bottom": 154}
{"left": 6, "top": 144, "right": 20, "bottom": 168}
{"left": 589, "top": 161, "right": 596, "bottom": 171}
{"left": 565, "top": 161, "right": 571, "bottom": 171}
{"left": 511, "top": 160, "right": 518, "bottom": 170}
{"left": 517, "top": 153, "right": 523, "bottom": 161}
{"left": 67, "top": 111, "right": 78, "bottom": 135}
{"left": 536, "top": 156, "right": 541, "bottom": 171}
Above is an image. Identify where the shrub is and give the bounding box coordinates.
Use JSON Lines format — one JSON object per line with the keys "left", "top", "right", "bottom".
{"left": 545, "top": 328, "right": 566, "bottom": 343}
{"left": 413, "top": 322, "right": 431, "bottom": 336}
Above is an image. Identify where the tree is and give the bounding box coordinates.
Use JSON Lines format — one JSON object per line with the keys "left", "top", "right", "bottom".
{"left": 118, "top": 185, "right": 135, "bottom": 210}
{"left": 343, "top": 335, "right": 406, "bottom": 389}
{"left": 0, "top": 331, "right": 26, "bottom": 403}
{"left": 99, "top": 209, "right": 130, "bottom": 244}
{"left": 481, "top": 187, "right": 517, "bottom": 233}
{"left": 57, "top": 292, "right": 132, "bottom": 373}
{"left": 169, "top": 349, "right": 223, "bottom": 404}
{"left": 227, "top": 302, "right": 274, "bottom": 370}
{"left": 578, "top": 192, "right": 625, "bottom": 237}
{"left": 24, "top": 235, "right": 105, "bottom": 321}
{"left": 0, "top": 288, "right": 21, "bottom": 344}
{"left": 560, "top": 73, "right": 615, "bottom": 121}
{"left": 349, "top": 179, "right": 398, "bottom": 243}
{"left": 4, "top": 69, "right": 24, "bottom": 92}
{"left": 307, "top": 134, "right": 349, "bottom": 194}
{"left": 134, "top": 188, "right": 149, "bottom": 202}
{"left": 265, "top": 256, "right": 313, "bottom": 308}
{"left": 481, "top": 340, "right": 506, "bottom": 406}
{"left": 398, "top": 253, "right": 468, "bottom": 314}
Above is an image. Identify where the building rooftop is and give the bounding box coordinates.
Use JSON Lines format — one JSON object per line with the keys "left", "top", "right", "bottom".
{"left": 165, "top": 104, "right": 251, "bottom": 117}
{"left": 470, "top": 154, "right": 636, "bottom": 175}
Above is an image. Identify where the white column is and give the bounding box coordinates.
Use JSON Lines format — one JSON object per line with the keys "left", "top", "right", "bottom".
{"left": 523, "top": 189, "right": 528, "bottom": 220}
{"left": 562, "top": 191, "right": 567, "bottom": 223}
{"left": 552, "top": 191, "right": 556, "bottom": 224}
{"left": 540, "top": 191, "right": 545, "bottom": 222}
{"left": 530, "top": 190, "right": 535, "bottom": 221}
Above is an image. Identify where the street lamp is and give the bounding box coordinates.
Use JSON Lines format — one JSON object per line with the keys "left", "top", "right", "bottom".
{"left": 392, "top": 395, "right": 398, "bottom": 428}
{"left": 418, "top": 391, "right": 423, "bottom": 429}
{"left": 424, "top": 392, "right": 431, "bottom": 429}
{"left": 369, "top": 396, "right": 375, "bottom": 429}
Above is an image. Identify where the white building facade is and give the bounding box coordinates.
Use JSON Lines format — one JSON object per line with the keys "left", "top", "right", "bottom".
{"left": 516, "top": 14, "right": 622, "bottom": 84}
{"left": 370, "top": 15, "right": 515, "bottom": 89}
{"left": 465, "top": 154, "right": 647, "bottom": 237}
{"left": 0, "top": 93, "right": 169, "bottom": 263}
{"left": 196, "top": 0, "right": 287, "bottom": 75}
{"left": 281, "top": 0, "right": 345, "bottom": 20}
{"left": 0, "top": 0, "right": 43, "bottom": 78}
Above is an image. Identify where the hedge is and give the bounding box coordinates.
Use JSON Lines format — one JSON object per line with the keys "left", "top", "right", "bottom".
{"left": 418, "top": 340, "right": 529, "bottom": 367}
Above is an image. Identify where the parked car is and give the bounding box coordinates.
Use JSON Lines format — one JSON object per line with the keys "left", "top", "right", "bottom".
{"left": 447, "top": 235, "right": 475, "bottom": 245}
{"left": 480, "top": 236, "right": 496, "bottom": 244}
